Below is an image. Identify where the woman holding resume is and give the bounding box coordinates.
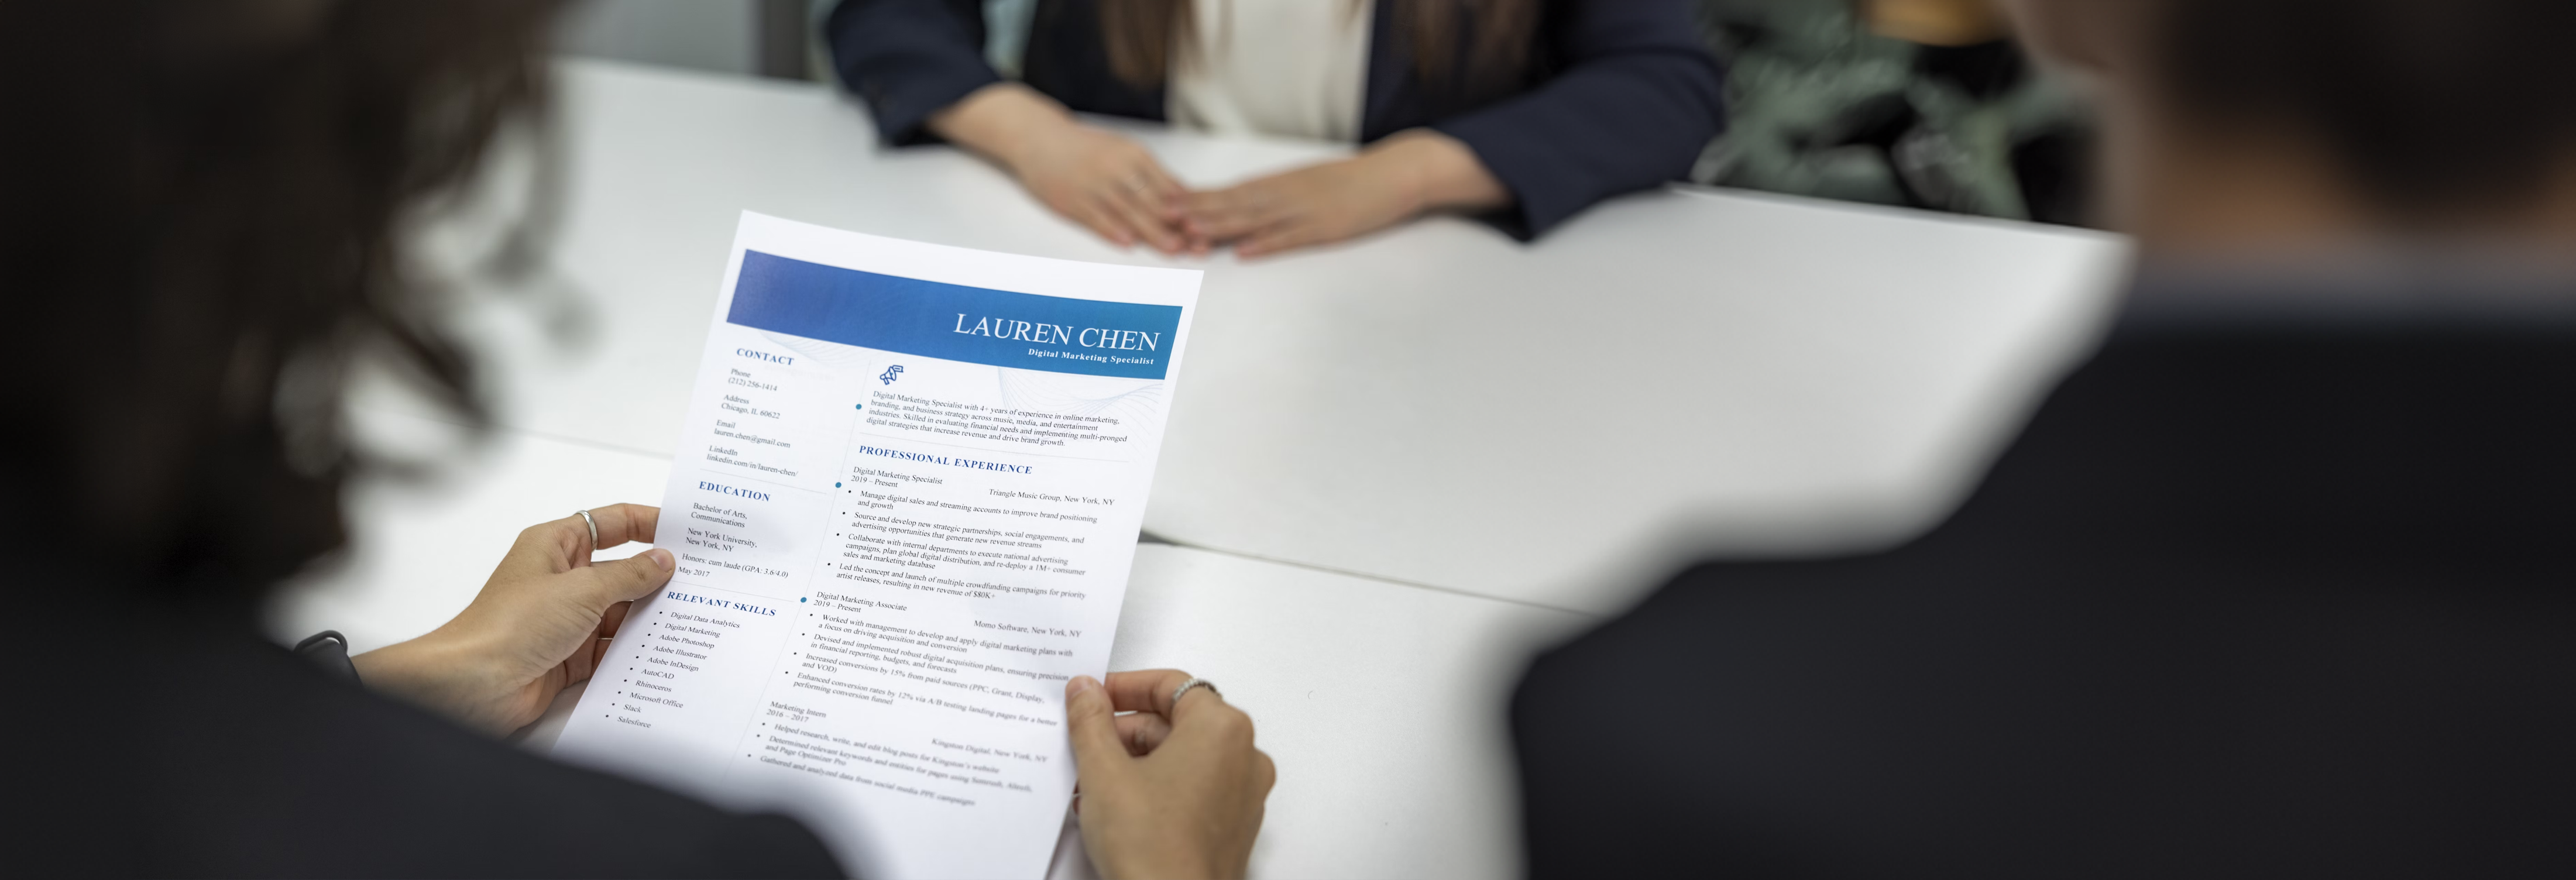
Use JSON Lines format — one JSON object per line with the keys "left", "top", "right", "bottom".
{"left": 0, "top": 1, "right": 1269, "bottom": 877}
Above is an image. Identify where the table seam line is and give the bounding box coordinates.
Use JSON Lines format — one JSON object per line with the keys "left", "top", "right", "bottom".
{"left": 356, "top": 405, "right": 672, "bottom": 460}
{"left": 1139, "top": 531, "right": 1602, "bottom": 619}
{"left": 364, "top": 408, "right": 1604, "bottom": 619}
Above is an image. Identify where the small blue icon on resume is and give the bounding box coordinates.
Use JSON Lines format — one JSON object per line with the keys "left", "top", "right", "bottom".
{"left": 879, "top": 365, "right": 905, "bottom": 385}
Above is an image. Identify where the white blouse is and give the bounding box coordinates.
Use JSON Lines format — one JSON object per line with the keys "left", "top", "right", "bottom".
{"left": 1166, "top": 0, "right": 1377, "bottom": 142}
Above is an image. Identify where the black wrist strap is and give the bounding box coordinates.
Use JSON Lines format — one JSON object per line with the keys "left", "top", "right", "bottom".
{"left": 294, "top": 630, "right": 362, "bottom": 685}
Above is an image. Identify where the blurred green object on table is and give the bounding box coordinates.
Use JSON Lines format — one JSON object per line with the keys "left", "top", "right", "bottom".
{"left": 1692, "top": 0, "right": 2094, "bottom": 225}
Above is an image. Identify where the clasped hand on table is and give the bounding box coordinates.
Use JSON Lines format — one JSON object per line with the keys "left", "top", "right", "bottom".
{"left": 932, "top": 83, "right": 1510, "bottom": 258}
{"left": 352, "top": 503, "right": 1275, "bottom": 880}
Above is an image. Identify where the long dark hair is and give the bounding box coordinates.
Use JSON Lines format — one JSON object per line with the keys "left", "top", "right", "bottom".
{"left": 0, "top": 0, "right": 562, "bottom": 595}
{"left": 2160, "top": 0, "right": 2576, "bottom": 216}
{"left": 1100, "top": 0, "right": 1537, "bottom": 93}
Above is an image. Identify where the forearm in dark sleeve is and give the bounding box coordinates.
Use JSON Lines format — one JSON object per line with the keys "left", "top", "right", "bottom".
{"left": 710, "top": 813, "right": 849, "bottom": 879}
{"left": 1432, "top": 0, "right": 1726, "bottom": 239}
{"left": 826, "top": 0, "right": 1003, "bottom": 145}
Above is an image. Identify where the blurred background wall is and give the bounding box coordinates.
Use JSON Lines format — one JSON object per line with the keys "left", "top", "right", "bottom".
{"left": 553, "top": 0, "right": 1038, "bottom": 82}
{"left": 555, "top": 0, "right": 820, "bottom": 80}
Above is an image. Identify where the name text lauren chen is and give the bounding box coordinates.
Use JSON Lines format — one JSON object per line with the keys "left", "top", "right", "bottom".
{"left": 953, "top": 314, "right": 1161, "bottom": 352}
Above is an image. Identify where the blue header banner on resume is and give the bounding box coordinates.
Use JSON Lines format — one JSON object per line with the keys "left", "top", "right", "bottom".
{"left": 727, "top": 250, "right": 1184, "bottom": 380}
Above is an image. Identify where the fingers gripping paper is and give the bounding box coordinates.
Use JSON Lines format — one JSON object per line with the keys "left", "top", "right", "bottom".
{"left": 552, "top": 213, "right": 1200, "bottom": 878}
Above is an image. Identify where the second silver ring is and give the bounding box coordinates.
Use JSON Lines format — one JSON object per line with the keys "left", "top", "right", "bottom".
{"left": 1171, "top": 676, "right": 1220, "bottom": 709}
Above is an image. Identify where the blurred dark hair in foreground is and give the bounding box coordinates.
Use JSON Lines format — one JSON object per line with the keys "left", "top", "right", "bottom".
{"left": 0, "top": 0, "right": 558, "bottom": 597}
{"left": 2161, "top": 0, "right": 2576, "bottom": 216}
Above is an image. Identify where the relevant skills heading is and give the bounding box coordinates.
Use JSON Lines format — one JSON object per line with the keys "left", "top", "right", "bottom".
{"left": 953, "top": 313, "right": 1162, "bottom": 352}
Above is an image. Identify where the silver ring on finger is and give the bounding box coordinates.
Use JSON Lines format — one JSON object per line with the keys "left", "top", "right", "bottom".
{"left": 1172, "top": 676, "right": 1220, "bottom": 709}
{"left": 576, "top": 508, "right": 599, "bottom": 553}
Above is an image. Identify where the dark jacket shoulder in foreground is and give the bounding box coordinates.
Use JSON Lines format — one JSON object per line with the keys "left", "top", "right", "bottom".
{"left": 1516, "top": 280, "right": 2576, "bottom": 878}
{"left": 825, "top": 0, "right": 1727, "bottom": 238}
{"left": 4, "top": 573, "right": 845, "bottom": 879}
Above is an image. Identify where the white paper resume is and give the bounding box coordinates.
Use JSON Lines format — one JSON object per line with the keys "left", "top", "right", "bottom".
{"left": 552, "top": 212, "right": 1201, "bottom": 879}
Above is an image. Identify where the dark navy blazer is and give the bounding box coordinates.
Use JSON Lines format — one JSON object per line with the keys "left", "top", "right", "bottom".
{"left": 1516, "top": 277, "right": 2576, "bottom": 876}
{"left": 825, "top": 0, "right": 1727, "bottom": 238}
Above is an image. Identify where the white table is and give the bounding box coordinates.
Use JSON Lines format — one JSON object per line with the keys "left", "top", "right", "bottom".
{"left": 277, "top": 57, "right": 2132, "bottom": 877}
{"left": 413, "top": 59, "right": 2130, "bottom": 615}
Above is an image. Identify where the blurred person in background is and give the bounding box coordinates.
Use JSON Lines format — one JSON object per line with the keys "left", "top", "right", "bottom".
{"left": 1519, "top": 0, "right": 2576, "bottom": 875}
{"left": 826, "top": 0, "right": 1726, "bottom": 256}
{"left": 0, "top": 2, "right": 1269, "bottom": 876}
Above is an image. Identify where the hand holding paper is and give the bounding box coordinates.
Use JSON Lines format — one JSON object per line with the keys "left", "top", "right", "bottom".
{"left": 1067, "top": 671, "right": 1275, "bottom": 880}
{"left": 355, "top": 504, "right": 675, "bottom": 735}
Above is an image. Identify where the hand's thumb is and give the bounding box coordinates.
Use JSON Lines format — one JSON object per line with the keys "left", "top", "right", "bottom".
{"left": 1065, "top": 676, "right": 1129, "bottom": 776}
{"left": 582, "top": 548, "right": 674, "bottom": 607}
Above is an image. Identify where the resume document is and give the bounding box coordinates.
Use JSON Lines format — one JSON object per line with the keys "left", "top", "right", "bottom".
{"left": 552, "top": 213, "right": 1201, "bottom": 878}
